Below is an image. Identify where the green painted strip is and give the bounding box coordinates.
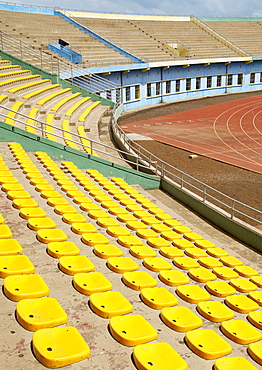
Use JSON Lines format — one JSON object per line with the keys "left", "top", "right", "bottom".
{"left": 0, "top": 121, "right": 160, "bottom": 190}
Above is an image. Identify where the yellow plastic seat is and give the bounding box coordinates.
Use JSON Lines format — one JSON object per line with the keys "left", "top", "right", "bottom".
{"left": 0, "top": 176, "right": 19, "bottom": 185}
{"left": 0, "top": 224, "right": 12, "bottom": 239}
{"left": 4, "top": 274, "right": 49, "bottom": 301}
{"left": 184, "top": 246, "right": 207, "bottom": 257}
{"left": 197, "top": 301, "right": 234, "bottom": 322}
{"left": 172, "top": 239, "right": 194, "bottom": 249}
{"left": 173, "top": 225, "right": 192, "bottom": 234}
{"left": 62, "top": 213, "right": 87, "bottom": 224}
{"left": 141, "top": 217, "right": 161, "bottom": 226}
{"left": 0, "top": 255, "right": 34, "bottom": 278}
{"left": 107, "top": 226, "right": 130, "bottom": 237}
{"left": 28, "top": 217, "right": 56, "bottom": 231}
{"left": 126, "top": 220, "right": 148, "bottom": 231}
{"left": 88, "top": 210, "right": 110, "bottom": 219}
{"left": 93, "top": 244, "right": 123, "bottom": 259}
{"left": 148, "top": 207, "right": 166, "bottom": 215}
{"left": 221, "top": 320, "right": 262, "bottom": 344}
{"left": 109, "top": 314, "right": 157, "bottom": 346}
{"left": 107, "top": 256, "right": 139, "bottom": 273}
{"left": 20, "top": 207, "right": 46, "bottom": 219}
{"left": 0, "top": 238, "right": 23, "bottom": 256}
{"left": 184, "top": 232, "right": 203, "bottom": 241}
{"left": 117, "top": 214, "right": 137, "bottom": 223}
{"left": 13, "top": 198, "right": 38, "bottom": 209}
{"left": 189, "top": 267, "right": 217, "bottom": 283}
{"left": 230, "top": 278, "right": 258, "bottom": 293}
{"left": 173, "top": 256, "right": 200, "bottom": 270}
{"left": 151, "top": 224, "right": 171, "bottom": 233}
{"left": 47, "top": 241, "right": 80, "bottom": 258}
{"left": 185, "top": 329, "right": 232, "bottom": 360}
{"left": 248, "top": 310, "right": 262, "bottom": 330}
{"left": 97, "top": 218, "right": 119, "bottom": 228}
{"left": 35, "top": 184, "right": 55, "bottom": 192}
{"left": 142, "top": 202, "right": 158, "bottom": 210}
{"left": 118, "top": 235, "right": 143, "bottom": 248}
{"left": 207, "top": 247, "right": 228, "bottom": 258}
{"left": 248, "top": 342, "right": 262, "bottom": 366}
{"left": 61, "top": 184, "right": 78, "bottom": 192}
{"left": 90, "top": 291, "right": 133, "bottom": 318}
{"left": 161, "top": 306, "right": 203, "bottom": 332}
{"left": 159, "top": 270, "right": 190, "bottom": 287}
{"left": 7, "top": 190, "right": 31, "bottom": 200}
{"left": 205, "top": 280, "right": 236, "bottom": 297}
{"left": 250, "top": 276, "right": 262, "bottom": 288}
{"left": 16, "top": 297, "right": 68, "bottom": 331}
{"left": 143, "top": 257, "right": 172, "bottom": 272}
{"left": 160, "top": 231, "right": 182, "bottom": 241}
{"left": 130, "top": 245, "right": 157, "bottom": 259}
{"left": 234, "top": 266, "right": 259, "bottom": 278}
{"left": 67, "top": 190, "right": 86, "bottom": 199}
{"left": 136, "top": 229, "right": 159, "bottom": 239}
{"left": 214, "top": 357, "right": 258, "bottom": 370}
{"left": 213, "top": 267, "right": 239, "bottom": 280}
{"left": 41, "top": 190, "right": 62, "bottom": 199}
{"left": 30, "top": 178, "right": 50, "bottom": 186}
{"left": 105, "top": 200, "right": 126, "bottom": 208}
{"left": 109, "top": 207, "right": 129, "bottom": 216}
{"left": 220, "top": 256, "right": 243, "bottom": 267}
{"left": 82, "top": 232, "right": 109, "bottom": 246}
{"left": 133, "top": 342, "right": 188, "bottom": 370}
{"left": 141, "top": 287, "right": 178, "bottom": 309}
{"left": 176, "top": 285, "right": 210, "bottom": 303}
{"left": 71, "top": 222, "right": 97, "bottom": 235}
{"left": 47, "top": 198, "right": 69, "bottom": 207}
{"left": 198, "top": 256, "right": 223, "bottom": 269}
{"left": 147, "top": 237, "right": 171, "bottom": 249}
{"left": 160, "top": 246, "right": 184, "bottom": 259}
{"left": 154, "top": 213, "right": 173, "bottom": 221}
{"left": 80, "top": 203, "right": 101, "bottom": 212}
{"left": 225, "top": 294, "right": 259, "bottom": 313}
{"left": 37, "top": 229, "right": 68, "bottom": 244}
{"left": 122, "top": 271, "right": 158, "bottom": 290}
{"left": 73, "top": 196, "right": 93, "bottom": 205}
{"left": 59, "top": 255, "right": 95, "bottom": 275}
{"left": 248, "top": 291, "right": 262, "bottom": 306}
{"left": 2, "top": 183, "right": 24, "bottom": 192}
{"left": 32, "top": 326, "right": 90, "bottom": 368}
{"left": 73, "top": 272, "right": 112, "bottom": 295}
{"left": 133, "top": 211, "right": 151, "bottom": 219}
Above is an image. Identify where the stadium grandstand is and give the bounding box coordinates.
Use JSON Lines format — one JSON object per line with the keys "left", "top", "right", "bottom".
{"left": 0, "top": 2, "right": 262, "bottom": 370}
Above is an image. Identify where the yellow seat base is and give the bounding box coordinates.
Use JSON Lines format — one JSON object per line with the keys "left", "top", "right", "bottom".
{"left": 19, "top": 207, "right": 46, "bottom": 219}
{"left": 37, "top": 229, "right": 68, "bottom": 244}
{"left": 205, "top": 280, "right": 236, "bottom": 297}
{"left": 230, "top": 278, "right": 258, "bottom": 293}
{"left": 206, "top": 247, "right": 228, "bottom": 258}
{"left": 248, "top": 291, "right": 262, "bottom": 306}
{"left": 28, "top": 217, "right": 56, "bottom": 231}
{"left": 147, "top": 237, "right": 171, "bottom": 249}
{"left": 107, "top": 256, "right": 139, "bottom": 273}
{"left": 221, "top": 319, "right": 262, "bottom": 344}
{"left": 59, "top": 255, "right": 95, "bottom": 275}
{"left": 82, "top": 232, "right": 109, "bottom": 246}
{"left": 0, "top": 238, "right": 23, "bottom": 255}
{"left": 118, "top": 235, "right": 143, "bottom": 248}
{"left": 143, "top": 257, "right": 172, "bottom": 272}
{"left": 185, "top": 248, "right": 207, "bottom": 259}
{"left": 130, "top": 245, "right": 157, "bottom": 259}
{"left": 174, "top": 256, "right": 200, "bottom": 270}
{"left": 161, "top": 306, "right": 203, "bottom": 332}
{"left": 71, "top": 222, "right": 97, "bottom": 235}
{"left": 188, "top": 267, "right": 217, "bottom": 283}
{"left": 213, "top": 267, "right": 239, "bottom": 280}
{"left": 0, "top": 255, "right": 34, "bottom": 277}
{"left": 176, "top": 285, "right": 210, "bottom": 303}
{"left": 194, "top": 240, "right": 215, "bottom": 249}
{"left": 4, "top": 274, "right": 49, "bottom": 301}
{"left": 122, "top": 271, "right": 158, "bottom": 291}
{"left": 54, "top": 205, "right": 78, "bottom": 215}
{"left": 160, "top": 246, "right": 184, "bottom": 258}
{"left": 197, "top": 301, "right": 234, "bottom": 322}
{"left": 248, "top": 310, "right": 262, "bottom": 330}
{"left": 47, "top": 241, "right": 80, "bottom": 258}
{"left": 214, "top": 357, "right": 258, "bottom": 370}
{"left": 73, "top": 272, "right": 112, "bottom": 295}
{"left": 62, "top": 213, "right": 87, "bottom": 224}
{"left": 141, "top": 287, "right": 178, "bottom": 309}
{"left": 0, "top": 224, "right": 12, "bottom": 239}
{"left": 225, "top": 294, "right": 259, "bottom": 313}
{"left": 159, "top": 270, "right": 190, "bottom": 287}
{"left": 172, "top": 239, "right": 194, "bottom": 249}
{"left": 32, "top": 326, "right": 90, "bottom": 368}
{"left": 248, "top": 341, "right": 262, "bottom": 366}
{"left": 90, "top": 291, "right": 133, "bottom": 318}
{"left": 107, "top": 226, "right": 130, "bottom": 237}
{"left": 97, "top": 218, "right": 119, "bottom": 228}
{"left": 93, "top": 244, "right": 123, "bottom": 259}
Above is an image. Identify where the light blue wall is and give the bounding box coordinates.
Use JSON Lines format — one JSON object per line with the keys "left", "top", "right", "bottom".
{"left": 0, "top": 3, "right": 54, "bottom": 14}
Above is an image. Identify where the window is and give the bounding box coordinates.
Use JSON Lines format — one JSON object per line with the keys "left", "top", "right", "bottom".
{"left": 196, "top": 77, "right": 201, "bottom": 90}
{"left": 238, "top": 74, "right": 243, "bottom": 85}
{"left": 125, "top": 86, "right": 130, "bottom": 101}
{"left": 250, "top": 72, "right": 255, "bottom": 84}
{"left": 147, "top": 83, "right": 152, "bottom": 97}
{"left": 217, "top": 75, "right": 222, "bottom": 87}
{"left": 156, "top": 82, "right": 161, "bottom": 96}
{"left": 227, "top": 74, "right": 233, "bottom": 86}
{"left": 166, "top": 80, "right": 171, "bottom": 94}
{"left": 176, "top": 79, "right": 180, "bottom": 92}
{"left": 135, "top": 85, "right": 140, "bottom": 100}
{"left": 207, "top": 76, "right": 212, "bottom": 88}
{"left": 186, "top": 78, "right": 191, "bottom": 91}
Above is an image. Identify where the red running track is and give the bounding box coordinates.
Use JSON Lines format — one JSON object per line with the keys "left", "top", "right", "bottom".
{"left": 121, "top": 95, "right": 262, "bottom": 174}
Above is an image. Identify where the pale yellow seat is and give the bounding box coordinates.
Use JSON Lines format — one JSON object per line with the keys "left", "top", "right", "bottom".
{"left": 118, "top": 235, "right": 143, "bottom": 248}
{"left": 159, "top": 270, "right": 190, "bottom": 287}
{"left": 133, "top": 211, "right": 151, "bottom": 219}
{"left": 55, "top": 205, "right": 78, "bottom": 215}
{"left": 214, "top": 357, "right": 258, "bottom": 370}
{"left": 35, "top": 184, "right": 55, "bottom": 192}
{"left": 250, "top": 276, "right": 262, "bottom": 288}
{"left": 117, "top": 214, "right": 137, "bottom": 223}
{"left": 28, "top": 217, "right": 56, "bottom": 231}
{"left": 161, "top": 306, "right": 203, "bottom": 332}
{"left": 32, "top": 326, "right": 90, "bottom": 368}
{"left": 220, "top": 256, "right": 243, "bottom": 267}
{"left": 71, "top": 222, "right": 97, "bottom": 235}
{"left": 248, "top": 310, "right": 262, "bottom": 330}
{"left": 62, "top": 213, "right": 87, "bottom": 224}
{"left": 0, "top": 255, "right": 34, "bottom": 278}
{"left": 185, "top": 329, "right": 232, "bottom": 360}
{"left": 148, "top": 207, "right": 166, "bottom": 214}
{"left": 248, "top": 291, "right": 262, "bottom": 306}
{"left": 93, "top": 244, "right": 123, "bottom": 259}
{"left": 198, "top": 256, "right": 223, "bottom": 269}
{"left": 0, "top": 239, "right": 23, "bottom": 255}
{"left": 97, "top": 218, "right": 119, "bottom": 228}
{"left": 2, "top": 183, "right": 24, "bottom": 192}
{"left": 151, "top": 224, "right": 171, "bottom": 233}
{"left": 47, "top": 241, "right": 80, "bottom": 258}
{"left": 160, "top": 231, "right": 182, "bottom": 241}
{"left": 141, "top": 217, "right": 161, "bottom": 226}
{"left": 184, "top": 232, "right": 203, "bottom": 242}
{"left": 213, "top": 267, "right": 239, "bottom": 280}
{"left": 248, "top": 342, "right": 262, "bottom": 366}
{"left": 221, "top": 320, "right": 262, "bottom": 344}
{"left": 176, "top": 285, "right": 210, "bottom": 303}
{"left": 47, "top": 198, "right": 69, "bottom": 207}
{"left": 207, "top": 247, "right": 228, "bottom": 258}
{"left": 230, "top": 278, "right": 258, "bottom": 293}
{"left": 234, "top": 266, "right": 259, "bottom": 277}
{"left": 143, "top": 257, "right": 172, "bottom": 272}
{"left": 122, "top": 271, "right": 158, "bottom": 290}
{"left": 109, "top": 207, "right": 129, "bottom": 216}
{"left": 7, "top": 190, "right": 31, "bottom": 200}
{"left": 109, "top": 314, "right": 157, "bottom": 346}
{"left": 59, "top": 255, "right": 95, "bottom": 275}
{"left": 173, "top": 226, "right": 192, "bottom": 234}
{"left": 73, "top": 196, "right": 93, "bottom": 205}
{"left": 20, "top": 207, "right": 46, "bottom": 219}
{"left": 13, "top": 198, "right": 38, "bottom": 209}
{"left": 95, "top": 195, "right": 112, "bottom": 203}
{"left": 130, "top": 245, "right": 157, "bottom": 259}
{"left": 133, "top": 342, "right": 188, "bottom": 370}
{"left": 80, "top": 203, "right": 101, "bottom": 212}
{"left": 197, "top": 301, "right": 234, "bottom": 322}
{"left": 136, "top": 229, "right": 159, "bottom": 239}
{"left": 205, "top": 280, "right": 236, "bottom": 297}
{"left": 16, "top": 297, "right": 68, "bottom": 331}
{"left": 88, "top": 210, "right": 110, "bottom": 219}
{"left": 225, "top": 294, "right": 259, "bottom": 313}
{"left": 107, "top": 256, "right": 139, "bottom": 273}
{"left": 185, "top": 248, "right": 208, "bottom": 259}
{"left": 73, "top": 272, "right": 112, "bottom": 295}
{"left": 189, "top": 267, "right": 217, "bottom": 283}
{"left": 160, "top": 246, "right": 184, "bottom": 258}
{"left": 90, "top": 291, "right": 133, "bottom": 318}
{"left": 41, "top": 190, "right": 62, "bottom": 199}
{"left": 37, "top": 229, "right": 68, "bottom": 244}
{"left": 4, "top": 274, "right": 49, "bottom": 301}
{"left": 67, "top": 190, "right": 86, "bottom": 199}
{"left": 126, "top": 220, "right": 148, "bottom": 231}
{"left": 173, "top": 256, "right": 200, "bottom": 270}
{"left": 141, "top": 287, "right": 178, "bottom": 309}
{"left": 172, "top": 239, "right": 194, "bottom": 249}
{"left": 82, "top": 232, "right": 109, "bottom": 246}
{"left": 147, "top": 237, "right": 171, "bottom": 249}
{"left": 0, "top": 176, "right": 19, "bottom": 185}
{"left": 107, "top": 226, "right": 130, "bottom": 237}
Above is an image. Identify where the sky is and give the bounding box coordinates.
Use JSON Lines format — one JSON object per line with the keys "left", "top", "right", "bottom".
{"left": 11, "top": 0, "right": 262, "bottom": 17}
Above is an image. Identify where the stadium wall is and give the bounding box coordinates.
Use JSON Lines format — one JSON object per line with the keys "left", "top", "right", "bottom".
{"left": 0, "top": 3, "right": 54, "bottom": 14}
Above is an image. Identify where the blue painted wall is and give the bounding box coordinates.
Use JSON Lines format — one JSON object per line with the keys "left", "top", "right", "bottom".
{"left": 0, "top": 3, "right": 54, "bottom": 14}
